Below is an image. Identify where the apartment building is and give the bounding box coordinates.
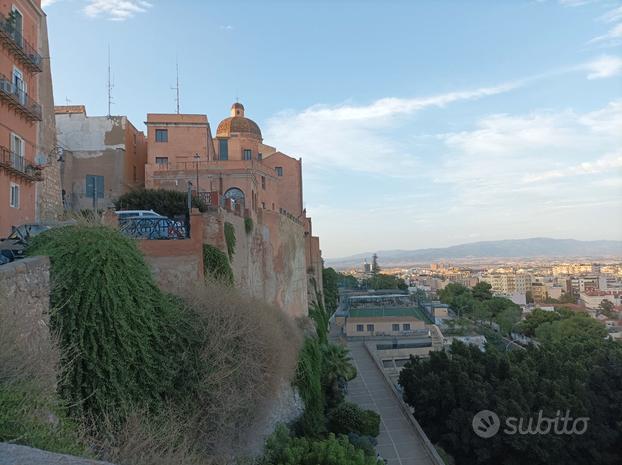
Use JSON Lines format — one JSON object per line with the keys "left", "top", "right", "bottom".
{"left": 0, "top": 0, "right": 59, "bottom": 235}
{"left": 481, "top": 272, "right": 532, "bottom": 296}
{"left": 55, "top": 106, "right": 147, "bottom": 211}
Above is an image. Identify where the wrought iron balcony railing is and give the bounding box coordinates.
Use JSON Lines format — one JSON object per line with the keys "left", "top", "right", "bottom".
{"left": 0, "top": 73, "right": 42, "bottom": 121}
{"left": 0, "top": 12, "right": 43, "bottom": 72}
{"left": 0, "top": 145, "right": 42, "bottom": 181}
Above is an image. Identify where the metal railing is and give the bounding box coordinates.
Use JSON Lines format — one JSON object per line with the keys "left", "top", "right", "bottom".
{"left": 119, "top": 217, "right": 187, "bottom": 240}
{"left": 0, "top": 145, "right": 41, "bottom": 181}
{"left": 0, "top": 12, "right": 43, "bottom": 72}
{"left": 0, "top": 73, "right": 42, "bottom": 120}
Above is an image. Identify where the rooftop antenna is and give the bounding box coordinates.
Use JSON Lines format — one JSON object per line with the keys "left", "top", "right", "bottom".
{"left": 107, "top": 45, "right": 114, "bottom": 117}
{"left": 65, "top": 97, "right": 71, "bottom": 106}
{"left": 171, "top": 58, "right": 180, "bottom": 114}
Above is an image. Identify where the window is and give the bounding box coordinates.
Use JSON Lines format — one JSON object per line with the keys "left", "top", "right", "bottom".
{"left": 243, "top": 149, "right": 252, "bottom": 160}
{"left": 261, "top": 201, "right": 266, "bottom": 209}
{"left": 275, "top": 166, "right": 283, "bottom": 177}
{"left": 367, "top": 324, "right": 375, "bottom": 332}
{"left": 133, "top": 165, "right": 137, "bottom": 182}
{"left": 10, "top": 7, "right": 23, "bottom": 45}
{"left": 155, "top": 129, "right": 168, "bottom": 142}
{"left": 155, "top": 157, "right": 168, "bottom": 166}
{"left": 356, "top": 324, "right": 364, "bottom": 332}
{"left": 13, "top": 67, "right": 26, "bottom": 104}
{"left": 392, "top": 324, "right": 400, "bottom": 332}
{"left": 10, "top": 133, "right": 24, "bottom": 171}
{"left": 9, "top": 183, "right": 19, "bottom": 208}
{"left": 403, "top": 323, "right": 411, "bottom": 331}
{"left": 257, "top": 153, "right": 263, "bottom": 161}
{"left": 272, "top": 203, "right": 275, "bottom": 210}
{"left": 261, "top": 176, "right": 266, "bottom": 189}
{"left": 219, "top": 139, "right": 228, "bottom": 160}
{"left": 86, "top": 175, "right": 104, "bottom": 199}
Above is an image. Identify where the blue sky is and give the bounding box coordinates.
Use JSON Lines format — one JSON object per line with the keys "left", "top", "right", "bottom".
{"left": 43, "top": 0, "right": 622, "bottom": 258}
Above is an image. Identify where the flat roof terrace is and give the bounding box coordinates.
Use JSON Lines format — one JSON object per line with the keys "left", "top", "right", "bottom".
{"left": 349, "top": 307, "right": 434, "bottom": 324}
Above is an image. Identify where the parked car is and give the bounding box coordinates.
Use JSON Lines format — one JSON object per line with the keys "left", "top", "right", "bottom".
{"left": 0, "top": 224, "right": 52, "bottom": 264}
{"left": 115, "top": 210, "right": 164, "bottom": 221}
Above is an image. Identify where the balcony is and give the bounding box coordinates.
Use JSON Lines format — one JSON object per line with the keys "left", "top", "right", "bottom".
{"left": 0, "top": 145, "right": 42, "bottom": 182}
{"left": 0, "top": 12, "right": 43, "bottom": 73}
{"left": 0, "top": 73, "right": 42, "bottom": 121}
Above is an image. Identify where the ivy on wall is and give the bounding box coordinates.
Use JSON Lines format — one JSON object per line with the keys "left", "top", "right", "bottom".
{"left": 224, "top": 222, "right": 236, "bottom": 260}
{"left": 203, "top": 244, "right": 234, "bottom": 285}
{"left": 244, "top": 217, "right": 254, "bottom": 235}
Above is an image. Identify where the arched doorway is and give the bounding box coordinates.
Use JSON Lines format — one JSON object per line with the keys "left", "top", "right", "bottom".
{"left": 222, "top": 187, "right": 245, "bottom": 210}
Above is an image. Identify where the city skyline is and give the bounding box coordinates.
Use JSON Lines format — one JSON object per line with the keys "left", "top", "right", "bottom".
{"left": 43, "top": 0, "right": 622, "bottom": 258}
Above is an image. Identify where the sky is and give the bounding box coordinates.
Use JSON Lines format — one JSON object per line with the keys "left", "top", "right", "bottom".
{"left": 43, "top": 0, "right": 622, "bottom": 258}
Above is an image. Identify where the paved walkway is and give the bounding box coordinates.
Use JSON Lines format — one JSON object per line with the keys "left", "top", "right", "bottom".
{"left": 346, "top": 341, "right": 434, "bottom": 465}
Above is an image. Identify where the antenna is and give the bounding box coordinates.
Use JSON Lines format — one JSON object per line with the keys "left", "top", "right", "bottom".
{"left": 172, "top": 58, "right": 180, "bottom": 114}
{"left": 107, "top": 45, "right": 114, "bottom": 117}
{"left": 65, "top": 97, "right": 71, "bottom": 106}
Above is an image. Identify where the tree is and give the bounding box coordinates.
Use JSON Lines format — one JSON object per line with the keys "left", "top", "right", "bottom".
{"left": 518, "top": 308, "right": 562, "bottom": 337}
{"left": 535, "top": 312, "right": 607, "bottom": 343}
{"left": 323, "top": 267, "right": 340, "bottom": 315}
{"left": 363, "top": 273, "right": 407, "bottom": 291}
{"left": 114, "top": 188, "right": 207, "bottom": 218}
{"left": 599, "top": 299, "right": 615, "bottom": 317}
{"left": 472, "top": 282, "right": 493, "bottom": 301}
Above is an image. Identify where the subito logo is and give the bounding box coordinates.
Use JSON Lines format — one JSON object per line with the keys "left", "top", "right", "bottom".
{"left": 472, "top": 410, "right": 500, "bottom": 438}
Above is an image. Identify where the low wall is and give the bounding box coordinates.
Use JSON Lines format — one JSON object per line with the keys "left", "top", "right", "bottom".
{"left": 0, "top": 256, "right": 50, "bottom": 320}
{"left": 363, "top": 342, "right": 446, "bottom": 465}
{"left": 138, "top": 212, "right": 204, "bottom": 293}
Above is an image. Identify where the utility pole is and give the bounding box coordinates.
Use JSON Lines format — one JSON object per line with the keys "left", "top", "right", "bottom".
{"left": 194, "top": 153, "right": 200, "bottom": 196}
{"left": 174, "top": 58, "right": 180, "bottom": 114}
{"left": 107, "top": 45, "right": 114, "bottom": 117}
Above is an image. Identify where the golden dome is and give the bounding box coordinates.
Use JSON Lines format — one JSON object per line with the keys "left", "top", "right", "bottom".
{"left": 216, "top": 102, "right": 262, "bottom": 139}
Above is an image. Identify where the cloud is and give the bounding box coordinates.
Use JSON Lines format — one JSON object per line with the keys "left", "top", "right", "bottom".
{"left": 587, "top": 5, "right": 622, "bottom": 46}
{"left": 265, "top": 81, "right": 522, "bottom": 177}
{"left": 41, "top": 0, "right": 60, "bottom": 6}
{"left": 220, "top": 25, "right": 234, "bottom": 31}
{"left": 84, "top": 0, "right": 152, "bottom": 21}
{"left": 435, "top": 101, "right": 622, "bottom": 210}
{"left": 584, "top": 55, "right": 622, "bottom": 79}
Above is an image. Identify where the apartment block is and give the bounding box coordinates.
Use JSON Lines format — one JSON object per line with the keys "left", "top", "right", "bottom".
{"left": 0, "top": 0, "right": 59, "bottom": 235}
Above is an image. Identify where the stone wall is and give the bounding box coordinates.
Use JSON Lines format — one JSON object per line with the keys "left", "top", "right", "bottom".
{"left": 0, "top": 257, "right": 50, "bottom": 320}
{"left": 36, "top": 14, "right": 63, "bottom": 223}
{"left": 137, "top": 212, "right": 204, "bottom": 293}
{"left": 202, "top": 208, "right": 309, "bottom": 318}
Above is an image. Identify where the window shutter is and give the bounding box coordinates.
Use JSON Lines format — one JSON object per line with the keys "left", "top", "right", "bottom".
{"left": 86, "top": 175, "right": 95, "bottom": 197}
{"left": 97, "top": 176, "right": 104, "bottom": 198}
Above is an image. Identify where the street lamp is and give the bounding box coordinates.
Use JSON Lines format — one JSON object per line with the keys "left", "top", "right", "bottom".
{"left": 194, "top": 153, "right": 200, "bottom": 196}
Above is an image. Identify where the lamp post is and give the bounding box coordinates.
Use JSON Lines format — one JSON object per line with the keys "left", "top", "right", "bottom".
{"left": 194, "top": 153, "right": 200, "bottom": 197}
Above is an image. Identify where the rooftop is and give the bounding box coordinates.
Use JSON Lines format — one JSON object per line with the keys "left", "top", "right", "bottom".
{"left": 349, "top": 306, "right": 433, "bottom": 323}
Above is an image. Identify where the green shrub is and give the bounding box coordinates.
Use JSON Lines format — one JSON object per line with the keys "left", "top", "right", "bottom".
{"left": 114, "top": 188, "right": 207, "bottom": 218}
{"left": 28, "top": 225, "right": 195, "bottom": 420}
{"left": 0, "top": 383, "right": 88, "bottom": 456}
{"left": 294, "top": 338, "right": 325, "bottom": 436}
{"left": 202, "top": 244, "right": 234, "bottom": 285}
{"left": 261, "top": 425, "right": 382, "bottom": 465}
{"left": 244, "top": 217, "right": 253, "bottom": 234}
{"left": 328, "top": 402, "right": 380, "bottom": 437}
{"left": 224, "top": 222, "right": 236, "bottom": 259}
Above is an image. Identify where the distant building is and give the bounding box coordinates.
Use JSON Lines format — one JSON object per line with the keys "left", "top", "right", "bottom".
{"left": 531, "top": 282, "right": 548, "bottom": 302}
{"left": 55, "top": 106, "right": 147, "bottom": 211}
{"left": 580, "top": 291, "right": 621, "bottom": 309}
{"left": 481, "top": 273, "right": 532, "bottom": 296}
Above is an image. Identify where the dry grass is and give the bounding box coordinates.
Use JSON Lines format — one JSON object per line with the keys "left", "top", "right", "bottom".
{"left": 181, "top": 279, "right": 302, "bottom": 456}
{"left": 94, "top": 279, "right": 302, "bottom": 465}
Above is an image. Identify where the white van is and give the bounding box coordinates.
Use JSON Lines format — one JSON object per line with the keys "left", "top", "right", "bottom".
{"left": 114, "top": 210, "right": 164, "bottom": 220}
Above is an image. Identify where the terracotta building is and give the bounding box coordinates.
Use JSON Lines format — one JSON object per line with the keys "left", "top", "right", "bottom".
{"left": 55, "top": 105, "right": 147, "bottom": 211}
{"left": 145, "top": 102, "right": 324, "bottom": 309}
{"left": 0, "top": 0, "right": 60, "bottom": 236}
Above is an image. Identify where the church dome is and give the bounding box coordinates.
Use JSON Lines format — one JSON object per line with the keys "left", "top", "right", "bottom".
{"left": 216, "top": 102, "right": 262, "bottom": 140}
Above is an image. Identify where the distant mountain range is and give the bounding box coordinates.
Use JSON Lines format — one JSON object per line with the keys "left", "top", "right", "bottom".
{"left": 326, "top": 238, "right": 622, "bottom": 268}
